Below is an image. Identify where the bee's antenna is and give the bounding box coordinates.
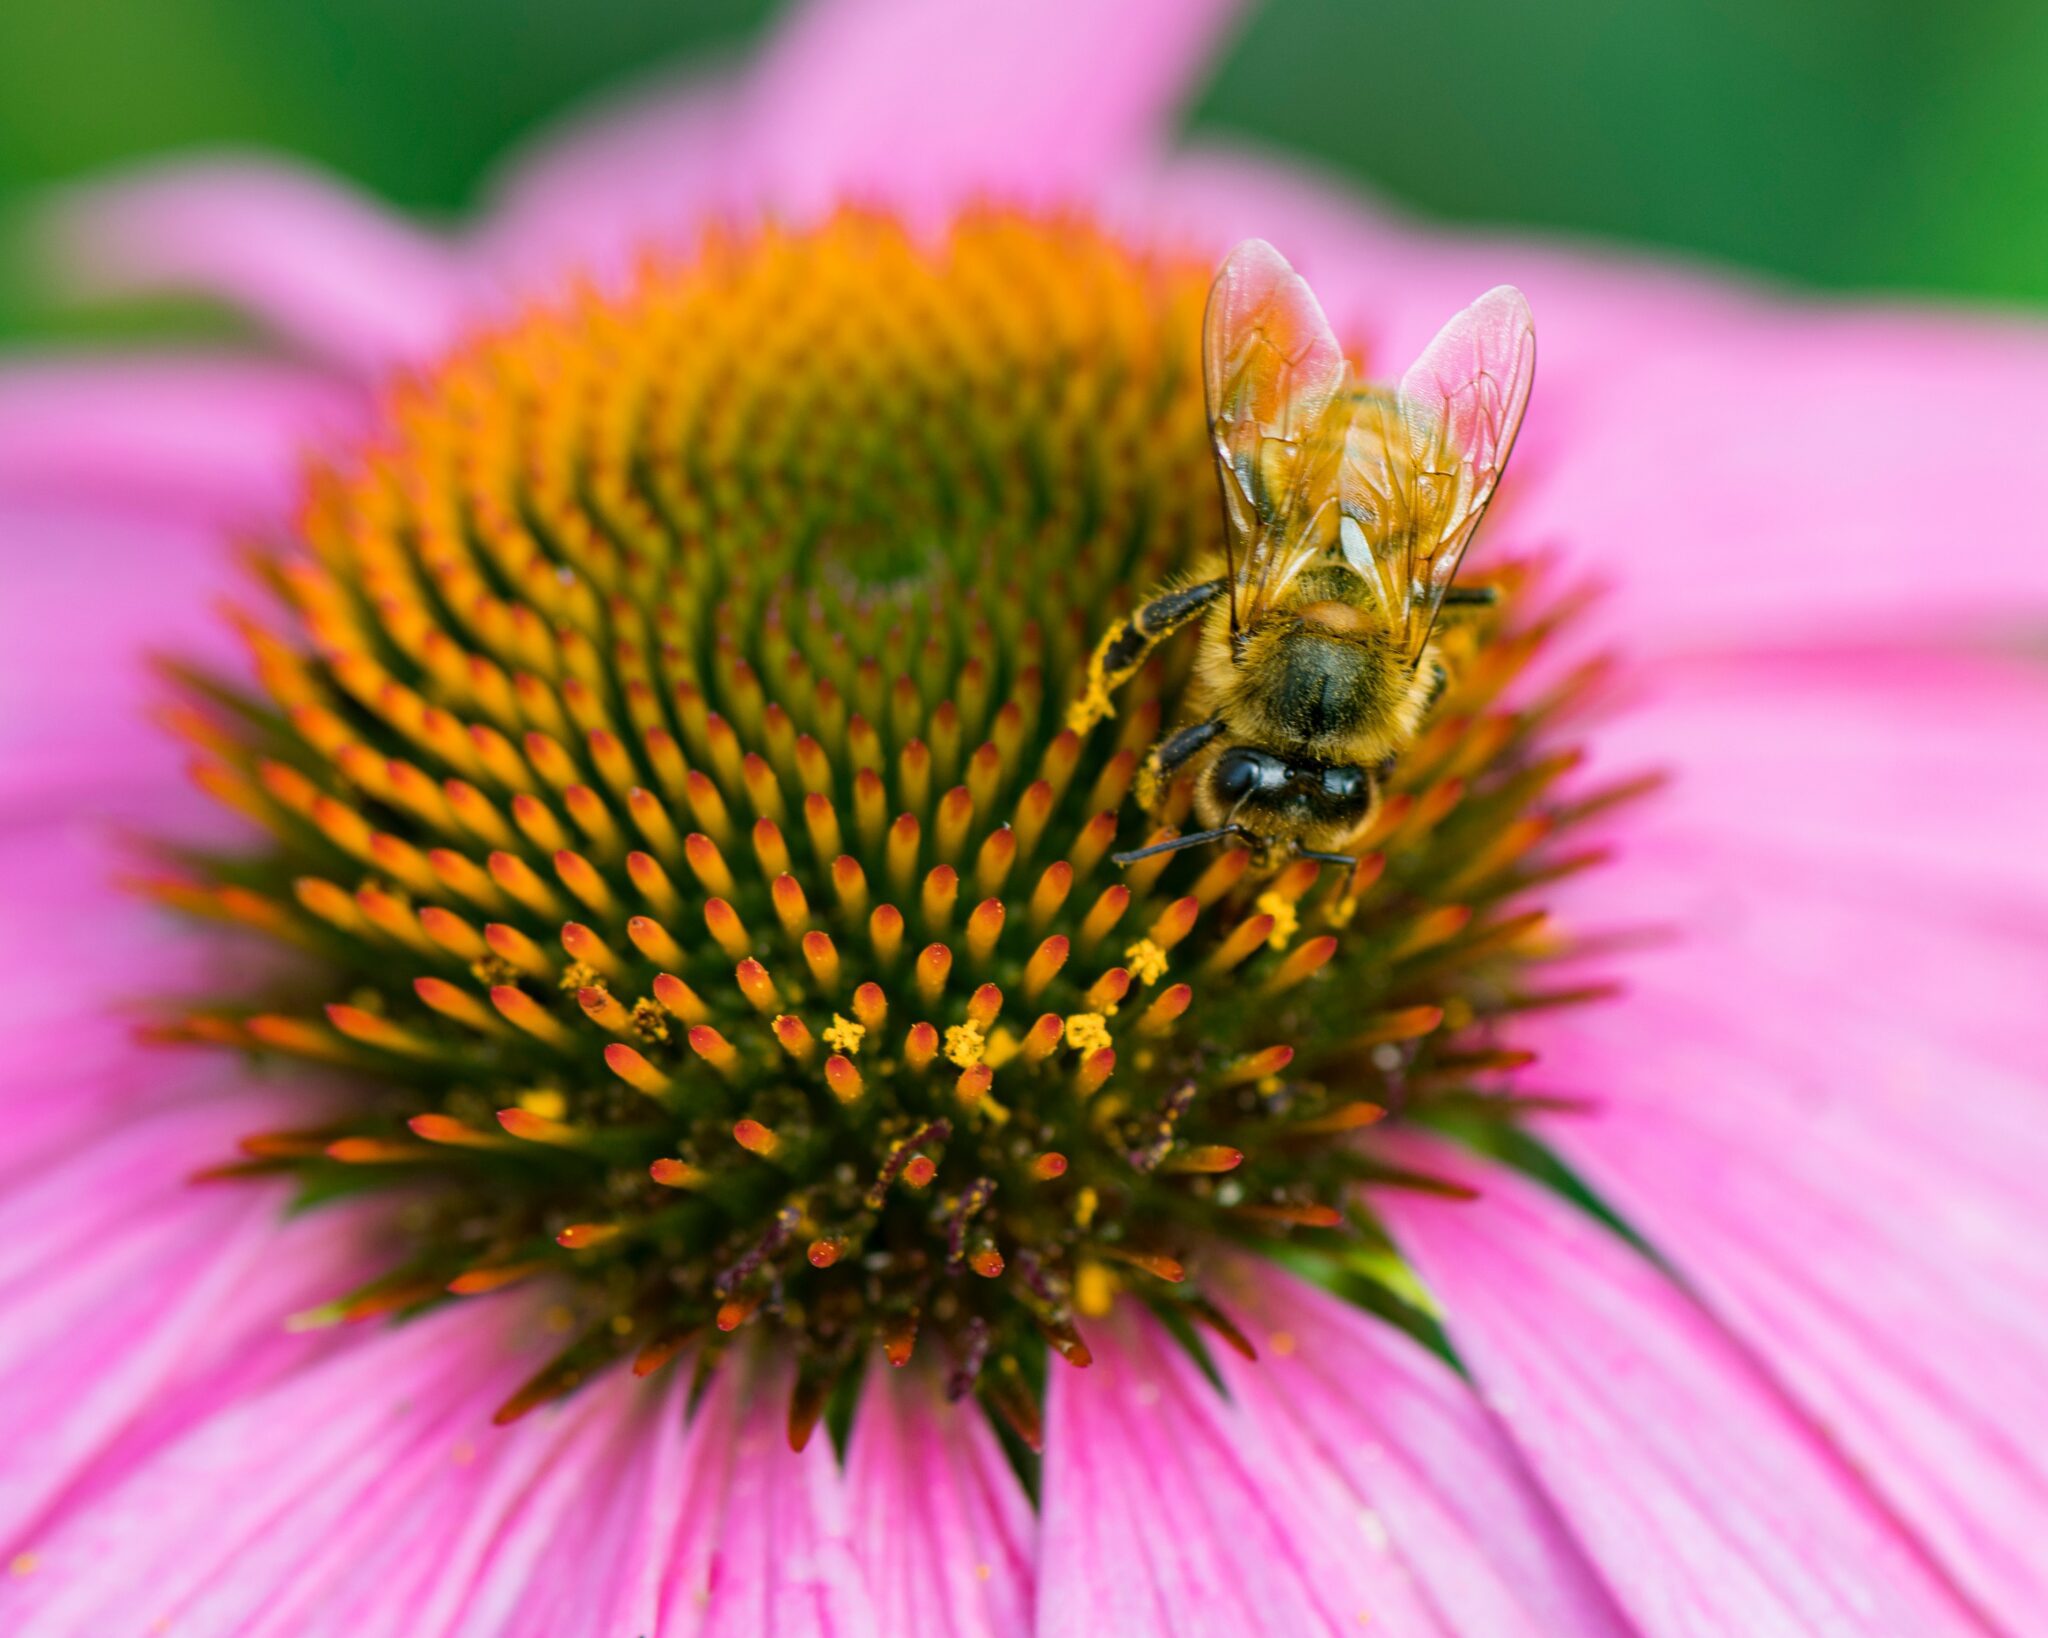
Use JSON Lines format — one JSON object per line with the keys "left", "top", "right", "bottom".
{"left": 1111, "top": 826, "right": 1248, "bottom": 867}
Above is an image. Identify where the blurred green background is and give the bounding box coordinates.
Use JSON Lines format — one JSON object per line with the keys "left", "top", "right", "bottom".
{"left": 4, "top": 0, "right": 2046, "bottom": 341}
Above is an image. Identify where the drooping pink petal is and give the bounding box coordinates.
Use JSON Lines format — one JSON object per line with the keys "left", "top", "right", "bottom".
{"left": 1374, "top": 1137, "right": 1992, "bottom": 1637}
{"left": 1566, "top": 650, "right": 2048, "bottom": 925}
{"left": 0, "top": 1094, "right": 375, "bottom": 1552}
{"left": 480, "top": 0, "right": 1246, "bottom": 286}
{"left": 0, "top": 1283, "right": 879, "bottom": 1638}
{"left": 0, "top": 356, "right": 359, "bottom": 526}
{"left": 0, "top": 1300, "right": 538, "bottom": 1635}
{"left": 0, "top": 822, "right": 286, "bottom": 1179}
{"left": 0, "top": 505, "right": 254, "bottom": 822}
{"left": 1511, "top": 649, "right": 2048, "bottom": 1629}
{"left": 1207, "top": 1260, "right": 1632, "bottom": 1637}
{"left": 844, "top": 1364, "right": 1034, "bottom": 1638}
{"left": 1138, "top": 148, "right": 2048, "bottom": 651}
{"left": 1041, "top": 1302, "right": 1462, "bottom": 1636}
{"left": 41, "top": 157, "right": 477, "bottom": 375}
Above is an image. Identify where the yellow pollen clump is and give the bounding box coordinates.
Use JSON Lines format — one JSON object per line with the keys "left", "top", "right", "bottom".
{"left": 558, "top": 961, "right": 601, "bottom": 994}
{"left": 518, "top": 1089, "right": 568, "bottom": 1121}
{"left": 1255, "top": 891, "right": 1300, "bottom": 949}
{"left": 944, "top": 1021, "right": 987, "bottom": 1068}
{"left": 1065, "top": 1012, "right": 1113, "bottom": 1054}
{"left": 1075, "top": 1259, "right": 1117, "bottom": 1317}
{"left": 629, "top": 998, "right": 670, "bottom": 1042}
{"left": 1122, "top": 937, "right": 1170, "bottom": 985}
{"left": 823, "top": 1015, "right": 866, "bottom": 1056}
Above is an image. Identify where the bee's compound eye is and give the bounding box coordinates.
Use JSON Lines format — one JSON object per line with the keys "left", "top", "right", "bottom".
{"left": 1213, "top": 747, "right": 1287, "bottom": 803}
{"left": 1322, "top": 764, "right": 1368, "bottom": 800}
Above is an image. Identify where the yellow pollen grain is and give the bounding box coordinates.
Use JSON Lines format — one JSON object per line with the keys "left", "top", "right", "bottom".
{"left": 518, "top": 1089, "right": 567, "bottom": 1121}
{"left": 823, "top": 1014, "right": 866, "bottom": 1056}
{"left": 9, "top": 1552, "right": 37, "bottom": 1579}
{"left": 1075, "top": 1185, "right": 1099, "bottom": 1231}
{"left": 1325, "top": 893, "right": 1359, "bottom": 929}
{"left": 630, "top": 998, "right": 670, "bottom": 1042}
{"left": 1267, "top": 1330, "right": 1298, "bottom": 1357}
{"left": 559, "top": 960, "right": 602, "bottom": 994}
{"left": 610, "top": 1313, "right": 635, "bottom": 1335}
{"left": 944, "top": 1021, "right": 987, "bottom": 1068}
{"left": 470, "top": 954, "right": 519, "bottom": 987}
{"left": 1122, "top": 937, "right": 1169, "bottom": 985}
{"left": 1065, "top": 1012, "right": 1112, "bottom": 1054}
{"left": 1255, "top": 891, "right": 1300, "bottom": 949}
{"left": 1075, "top": 1259, "right": 1116, "bottom": 1316}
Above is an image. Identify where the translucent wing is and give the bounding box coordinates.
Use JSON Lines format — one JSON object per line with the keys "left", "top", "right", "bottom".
{"left": 1203, "top": 240, "right": 1352, "bottom": 633}
{"left": 1340, "top": 286, "right": 1535, "bottom": 663}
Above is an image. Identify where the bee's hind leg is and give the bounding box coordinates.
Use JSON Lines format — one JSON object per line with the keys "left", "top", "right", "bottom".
{"left": 1134, "top": 717, "right": 1225, "bottom": 812}
{"left": 1067, "top": 578, "right": 1227, "bottom": 732}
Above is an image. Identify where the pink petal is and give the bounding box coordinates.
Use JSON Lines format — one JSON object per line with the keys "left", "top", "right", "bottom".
{"left": 0, "top": 818, "right": 280, "bottom": 1175}
{"left": 0, "top": 1284, "right": 880, "bottom": 1638}
{"left": 0, "top": 356, "right": 359, "bottom": 526}
{"left": 845, "top": 1365, "right": 1034, "bottom": 1638}
{"left": 1511, "top": 650, "right": 2048, "bottom": 1628}
{"left": 1374, "top": 1138, "right": 1990, "bottom": 1637}
{"left": 698, "top": 1359, "right": 878, "bottom": 1637}
{"left": 1041, "top": 1303, "right": 1457, "bottom": 1636}
{"left": 1565, "top": 650, "right": 2048, "bottom": 924}
{"left": 481, "top": 0, "right": 1245, "bottom": 286}
{"left": 1139, "top": 148, "right": 2048, "bottom": 650}
{"left": 42, "top": 156, "right": 477, "bottom": 375}
{"left": 0, "top": 1301, "right": 538, "bottom": 1635}
{"left": 0, "top": 1095, "right": 373, "bottom": 1552}
{"left": 1207, "top": 1260, "right": 1631, "bottom": 1637}
{"left": 0, "top": 506, "right": 250, "bottom": 823}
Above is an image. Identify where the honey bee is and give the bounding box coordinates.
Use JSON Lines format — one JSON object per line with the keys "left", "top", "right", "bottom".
{"left": 1070, "top": 239, "right": 1535, "bottom": 868}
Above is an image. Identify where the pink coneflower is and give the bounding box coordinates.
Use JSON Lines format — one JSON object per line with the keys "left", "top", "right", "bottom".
{"left": 4, "top": 3, "right": 2046, "bottom": 1635}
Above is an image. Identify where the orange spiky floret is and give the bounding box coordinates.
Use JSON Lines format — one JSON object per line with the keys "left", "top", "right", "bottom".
{"left": 147, "top": 210, "right": 1626, "bottom": 1424}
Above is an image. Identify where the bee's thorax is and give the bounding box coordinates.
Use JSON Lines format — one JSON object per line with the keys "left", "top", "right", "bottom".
{"left": 1294, "top": 598, "right": 1371, "bottom": 635}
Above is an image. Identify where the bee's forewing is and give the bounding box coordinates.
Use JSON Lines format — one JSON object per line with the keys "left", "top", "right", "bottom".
{"left": 1203, "top": 240, "right": 1349, "bottom": 621}
{"left": 1397, "top": 286, "right": 1535, "bottom": 658}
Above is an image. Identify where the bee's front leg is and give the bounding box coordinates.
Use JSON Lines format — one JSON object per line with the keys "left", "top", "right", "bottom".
{"left": 1067, "top": 578, "right": 1227, "bottom": 732}
{"left": 1134, "top": 717, "right": 1225, "bottom": 813}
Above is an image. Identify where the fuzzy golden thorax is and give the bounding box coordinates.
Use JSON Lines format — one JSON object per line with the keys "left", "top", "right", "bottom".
{"left": 1188, "top": 561, "right": 1436, "bottom": 771}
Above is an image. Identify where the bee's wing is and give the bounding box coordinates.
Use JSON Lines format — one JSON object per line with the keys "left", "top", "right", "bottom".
{"left": 1389, "top": 286, "right": 1535, "bottom": 661}
{"left": 1204, "top": 240, "right": 1352, "bottom": 632}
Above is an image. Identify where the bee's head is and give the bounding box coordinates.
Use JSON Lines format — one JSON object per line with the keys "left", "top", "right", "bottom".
{"left": 1204, "top": 746, "right": 1375, "bottom": 849}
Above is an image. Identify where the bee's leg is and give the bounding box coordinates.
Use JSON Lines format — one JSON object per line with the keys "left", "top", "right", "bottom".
{"left": 1440, "top": 586, "right": 1498, "bottom": 608}
{"left": 1134, "top": 717, "right": 1225, "bottom": 812}
{"left": 1423, "top": 659, "right": 1451, "bottom": 715}
{"left": 1067, "top": 578, "right": 1228, "bottom": 732}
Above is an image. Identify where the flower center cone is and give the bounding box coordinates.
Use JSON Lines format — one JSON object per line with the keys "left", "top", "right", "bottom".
{"left": 147, "top": 211, "right": 1620, "bottom": 1449}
